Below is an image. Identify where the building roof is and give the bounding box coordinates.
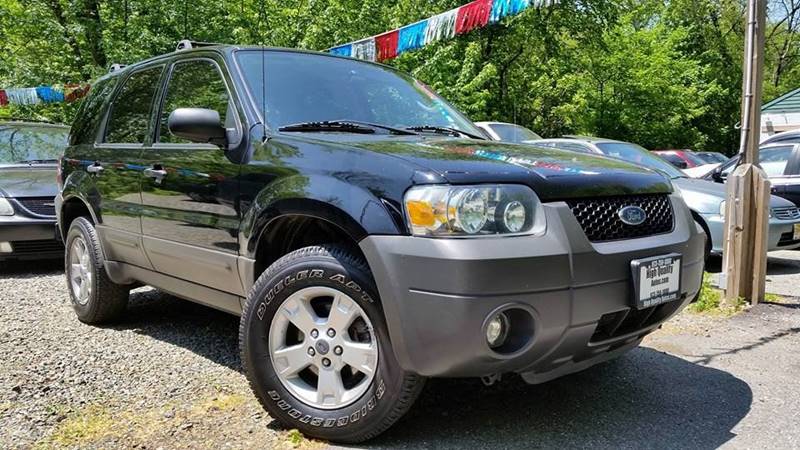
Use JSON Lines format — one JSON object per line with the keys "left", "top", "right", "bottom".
{"left": 763, "top": 87, "right": 800, "bottom": 114}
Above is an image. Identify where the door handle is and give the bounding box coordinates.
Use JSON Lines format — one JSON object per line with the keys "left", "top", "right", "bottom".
{"left": 86, "top": 163, "right": 104, "bottom": 174}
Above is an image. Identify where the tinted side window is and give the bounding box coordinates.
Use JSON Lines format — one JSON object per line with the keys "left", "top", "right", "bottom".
{"left": 69, "top": 76, "right": 119, "bottom": 145}
{"left": 104, "top": 66, "right": 163, "bottom": 144}
{"left": 159, "top": 60, "right": 230, "bottom": 143}
{"left": 760, "top": 146, "right": 793, "bottom": 176}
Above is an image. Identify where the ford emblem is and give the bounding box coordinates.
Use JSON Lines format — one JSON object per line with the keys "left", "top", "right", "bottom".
{"left": 618, "top": 205, "right": 647, "bottom": 226}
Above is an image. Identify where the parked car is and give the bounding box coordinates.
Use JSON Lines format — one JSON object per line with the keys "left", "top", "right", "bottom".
{"left": 0, "top": 120, "right": 68, "bottom": 261}
{"left": 57, "top": 44, "right": 704, "bottom": 443}
{"left": 475, "top": 121, "right": 542, "bottom": 143}
{"left": 536, "top": 138, "right": 800, "bottom": 258}
{"left": 706, "top": 143, "right": 800, "bottom": 206}
{"left": 682, "top": 162, "right": 721, "bottom": 179}
{"left": 652, "top": 150, "right": 708, "bottom": 169}
{"left": 760, "top": 129, "right": 800, "bottom": 145}
{"left": 694, "top": 151, "right": 729, "bottom": 164}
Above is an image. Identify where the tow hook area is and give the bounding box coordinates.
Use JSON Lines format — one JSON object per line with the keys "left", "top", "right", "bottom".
{"left": 480, "top": 373, "right": 502, "bottom": 386}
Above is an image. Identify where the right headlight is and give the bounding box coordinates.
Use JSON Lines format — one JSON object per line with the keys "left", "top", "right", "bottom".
{"left": 0, "top": 198, "right": 14, "bottom": 216}
{"left": 404, "top": 184, "right": 546, "bottom": 237}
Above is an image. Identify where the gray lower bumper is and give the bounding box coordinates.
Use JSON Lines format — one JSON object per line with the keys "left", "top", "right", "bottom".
{"left": 359, "top": 195, "right": 704, "bottom": 381}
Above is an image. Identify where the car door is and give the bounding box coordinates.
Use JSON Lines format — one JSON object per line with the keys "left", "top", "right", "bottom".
{"left": 92, "top": 64, "right": 165, "bottom": 269}
{"left": 139, "top": 56, "right": 245, "bottom": 295}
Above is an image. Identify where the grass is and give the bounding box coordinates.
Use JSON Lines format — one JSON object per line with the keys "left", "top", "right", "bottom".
{"left": 764, "top": 292, "right": 787, "bottom": 303}
{"left": 688, "top": 274, "right": 746, "bottom": 316}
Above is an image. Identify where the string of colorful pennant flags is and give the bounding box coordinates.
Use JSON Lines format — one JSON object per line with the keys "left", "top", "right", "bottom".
{"left": 0, "top": 84, "right": 90, "bottom": 107}
{"left": 328, "top": 0, "right": 558, "bottom": 61}
{"left": 0, "top": 0, "right": 557, "bottom": 107}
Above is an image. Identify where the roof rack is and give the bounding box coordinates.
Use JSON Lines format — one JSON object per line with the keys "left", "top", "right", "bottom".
{"left": 175, "top": 40, "right": 221, "bottom": 51}
{"left": 108, "top": 63, "right": 126, "bottom": 73}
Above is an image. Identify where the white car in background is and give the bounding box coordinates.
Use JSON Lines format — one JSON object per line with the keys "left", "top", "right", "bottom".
{"left": 683, "top": 163, "right": 720, "bottom": 178}
{"left": 475, "top": 121, "right": 542, "bottom": 143}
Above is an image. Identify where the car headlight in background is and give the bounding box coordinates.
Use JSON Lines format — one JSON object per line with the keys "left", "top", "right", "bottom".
{"left": 404, "top": 184, "right": 545, "bottom": 237}
{"left": 0, "top": 198, "right": 14, "bottom": 216}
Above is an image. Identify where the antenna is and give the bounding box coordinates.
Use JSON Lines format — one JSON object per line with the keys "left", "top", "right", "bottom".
{"left": 258, "top": 0, "right": 268, "bottom": 140}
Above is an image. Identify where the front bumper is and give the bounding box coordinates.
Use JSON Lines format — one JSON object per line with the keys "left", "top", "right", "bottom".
{"left": 0, "top": 212, "right": 63, "bottom": 261}
{"left": 701, "top": 213, "right": 800, "bottom": 253}
{"left": 360, "top": 194, "right": 704, "bottom": 382}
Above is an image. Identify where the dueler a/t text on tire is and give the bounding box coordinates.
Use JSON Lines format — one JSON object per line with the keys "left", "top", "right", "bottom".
{"left": 64, "top": 217, "right": 130, "bottom": 324}
{"left": 239, "top": 245, "right": 424, "bottom": 443}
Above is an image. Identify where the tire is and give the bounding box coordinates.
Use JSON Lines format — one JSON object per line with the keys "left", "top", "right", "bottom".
{"left": 693, "top": 218, "right": 712, "bottom": 263}
{"left": 239, "top": 245, "right": 424, "bottom": 443}
{"left": 64, "top": 217, "right": 129, "bottom": 324}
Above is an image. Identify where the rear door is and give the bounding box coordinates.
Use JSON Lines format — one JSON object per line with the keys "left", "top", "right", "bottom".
{"left": 93, "top": 64, "right": 165, "bottom": 268}
{"left": 139, "top": 56, "right": 245, "bottom": 295}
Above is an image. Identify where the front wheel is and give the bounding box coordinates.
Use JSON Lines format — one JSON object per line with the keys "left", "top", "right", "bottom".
{"left": 239, "top": 246, "right": 424, "bottom": 443}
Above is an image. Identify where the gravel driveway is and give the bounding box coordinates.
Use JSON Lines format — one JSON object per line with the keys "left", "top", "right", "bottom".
{"left": 1, "top": 257, "right": 799, "bottom": 449}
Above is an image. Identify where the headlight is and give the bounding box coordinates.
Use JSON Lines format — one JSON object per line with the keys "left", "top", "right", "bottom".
{"left": 0, "top": 198, "right": 14, "bottom": 216}
{"left": 404, "top": 184, "right": 545, "bottom": 237}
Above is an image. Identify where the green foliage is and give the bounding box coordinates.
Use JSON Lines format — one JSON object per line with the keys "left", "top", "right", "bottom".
{"left": 2, "top": 0, "right": 800, "bottom": 154}
{"left": 689, "top": 273, "right": 723, "bottom": 313}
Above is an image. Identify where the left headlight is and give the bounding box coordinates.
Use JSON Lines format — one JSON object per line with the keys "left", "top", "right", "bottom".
{"left": 404, "top": 184, "right": 545, "bottom": 237}
{"left": 0, "top": 198, "right": 14, "bottom": 216}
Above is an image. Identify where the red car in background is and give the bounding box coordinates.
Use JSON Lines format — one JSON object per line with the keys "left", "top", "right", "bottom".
{"left": 652, "top": 150, "right": 708, "bottom": 169}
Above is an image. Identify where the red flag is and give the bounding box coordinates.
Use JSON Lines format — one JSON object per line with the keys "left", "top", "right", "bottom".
{"left": 455, "top": 0, "right": 493, "bottom": 35}
{"left": 375, "top": 30, "right": 400, "bottom": 61}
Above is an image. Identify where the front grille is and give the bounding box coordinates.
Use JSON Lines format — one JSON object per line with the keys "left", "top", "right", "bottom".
{"left": 773, "top": 206, "right": 800, "bottom": 221}
{"left": 10, "top": 240, "right": 64, "bottom": 255}
{"left": 566, "top": 194, "right": 674, "bottom": 242}
{"left": 17, "top": 197, "right": 57, "bottom": 216}
{"left": 591, "top": 300, "right": 682, "bottom": 342}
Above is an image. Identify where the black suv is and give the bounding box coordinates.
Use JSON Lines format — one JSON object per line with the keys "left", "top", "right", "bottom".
{"left": 57, "top": 44, "right": 704, "bottom": 442}
{"left": 0, "top": 120, "right": 69, "bottom": 261}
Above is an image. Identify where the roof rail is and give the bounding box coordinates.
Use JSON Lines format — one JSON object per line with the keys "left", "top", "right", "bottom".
{"left": 108, "top": 63, "right": 126, "bottom": 73}
{"left": 175, "top": 40, "right": 221, "bottom": 51}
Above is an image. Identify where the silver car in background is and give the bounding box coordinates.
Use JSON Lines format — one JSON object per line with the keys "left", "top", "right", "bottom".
{"left": 534, "top": 137, "right": 800, "bottom": 258}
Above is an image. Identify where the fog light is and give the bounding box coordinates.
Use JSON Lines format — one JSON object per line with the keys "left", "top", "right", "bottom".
{"left": 486, "top": 312, "right": 510, "bottom": 348}
{"left": 0, "top": 242, "right": 12, "bottom": 253}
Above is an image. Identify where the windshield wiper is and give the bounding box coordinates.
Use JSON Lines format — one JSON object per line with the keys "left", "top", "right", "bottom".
{"left": 278, "top": 121, "right": 376, "bottom": 134}
{"left": 331, "top": 119, "right": 418, "bottom": 136}
{"left": 405, "top": 125, "right": 486, "bottom": 140}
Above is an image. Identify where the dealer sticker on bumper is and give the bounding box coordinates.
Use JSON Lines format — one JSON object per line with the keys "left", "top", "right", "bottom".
{"left": 631, "top": 253, "right": 682, "bottom": 309}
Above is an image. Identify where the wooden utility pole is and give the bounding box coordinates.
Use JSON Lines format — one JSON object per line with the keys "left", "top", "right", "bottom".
{"left": 722, "top": 0, "right": 770, "bottom": 305}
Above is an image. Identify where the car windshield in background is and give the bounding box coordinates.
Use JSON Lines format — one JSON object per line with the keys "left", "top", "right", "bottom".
{"left": 0, "top": 125, "right": 68, "bottom": 165}
{"left": 595, "top": 142, "right": 685, "bottom": 179}
{"left": 696, "top": 152, "right": 728, "bottom": 164}
{"left": 236, "top": 50, "right": 484, "bottom": 137}
{"left": 491, "top": 124, "right": 541, "bottom": 142}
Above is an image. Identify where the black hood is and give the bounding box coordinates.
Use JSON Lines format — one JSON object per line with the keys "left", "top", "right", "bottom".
{"left": 338, "top": 135, "right": 673, "bottom": 200}
{"left": 0, "top": 165, "right": 58, "bottom": 198}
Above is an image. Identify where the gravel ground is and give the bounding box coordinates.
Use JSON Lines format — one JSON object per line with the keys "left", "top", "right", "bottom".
{"left": 1, "top": 256, "right": 799, "bottom": 449}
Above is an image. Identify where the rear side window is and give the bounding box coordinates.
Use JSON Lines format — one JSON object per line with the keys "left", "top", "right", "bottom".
{"left": 104, "top": 66, "right": 163, "bottom": 144}
{"left": 760, "top": 146, "right": 793, "bottom": 176}
{"left": 159, "top": 60, "right": 231, "bottom": 144}
{"left": 69, "top": 76, "right": 119, "bottom": 145}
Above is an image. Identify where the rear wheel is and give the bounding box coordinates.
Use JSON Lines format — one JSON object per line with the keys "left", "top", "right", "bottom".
{"left": 240, "top": 245, "right": 424, "bottom": 443}
{"left": 64, "top": 217, "right": 129, "bottom": 323}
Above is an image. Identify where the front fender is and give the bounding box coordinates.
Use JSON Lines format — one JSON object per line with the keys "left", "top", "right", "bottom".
{"left": 240, "top": 174, "right": 402, "bottom": 257}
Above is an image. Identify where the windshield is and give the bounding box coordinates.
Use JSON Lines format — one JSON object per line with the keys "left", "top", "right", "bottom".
{"left": 236, "top": 50, "right": 484, "bottom": 136}
{"left": 490, "top": 123, "right": 541, "bottom": 143}
{"left": 0, "top": 125, "right": 68, "bottom": 164}
{"left": 595, "top": 142, "right": 685, "bottom": 178}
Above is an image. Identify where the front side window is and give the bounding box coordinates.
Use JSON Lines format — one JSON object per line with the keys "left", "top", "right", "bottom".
{"left": 759, "top": 146, "right": 792, "bottom": 176}
{"left": 159, "top": 60, "right": 231, "bottom": 143}
{"left": 104, "top": 66, "right": 163, "bottom": 144}
{"left": 0, "top": 125, "right": 69, "bottom": 165}
{"left": 236, "top": 50, "right": 483, "bottom": 136}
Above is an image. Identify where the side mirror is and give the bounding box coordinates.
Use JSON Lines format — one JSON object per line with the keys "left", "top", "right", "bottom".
{"left": 711, "top": 167, "right": 725, "bottom": 183}
{"left": 168, "top": 108, "right": 227, "bottom": 147}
